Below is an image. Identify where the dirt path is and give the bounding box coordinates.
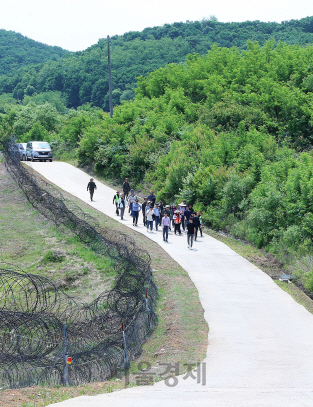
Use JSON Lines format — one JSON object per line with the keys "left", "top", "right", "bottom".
{"left": 26, "top": 162, "right": 313, "bottom": 407}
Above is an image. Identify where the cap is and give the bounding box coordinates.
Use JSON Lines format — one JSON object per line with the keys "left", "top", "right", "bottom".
{"left": 179, "top": 202, "right": 186, "bottom": 206}
{"left": 90, "top": 178, "right": 94, "bottom": 180}
{"left": 150, "top": 190, "right": 153, "bottom": 193}
{"left": 166, "top": 204, "right": 170, "bottom": 208}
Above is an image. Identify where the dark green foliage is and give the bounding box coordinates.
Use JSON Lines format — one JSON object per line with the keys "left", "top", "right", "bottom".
{"left": 2, "top": 17, "right": 313, "bottom": 110}
{"left": 3, "top": 30, "right": 313, "bottom": 283}
{"left": 0, "top": 29, "right": 71, "bottom": 75}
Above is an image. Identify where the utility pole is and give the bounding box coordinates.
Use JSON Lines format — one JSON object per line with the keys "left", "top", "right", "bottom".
{"left": 107, "top": 35, "right": 113, "bottom": 118}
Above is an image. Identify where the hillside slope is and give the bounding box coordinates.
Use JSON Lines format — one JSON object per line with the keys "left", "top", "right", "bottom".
{"left": 0, "top": 29, "right": 71, "bottom": 76}
{"left": 1, "top": 16, "right": 313, "bottom": 109}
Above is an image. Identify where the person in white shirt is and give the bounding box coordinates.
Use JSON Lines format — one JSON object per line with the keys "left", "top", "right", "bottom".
{"left": 146, "top": 206, "right": 155, "bottom": 232}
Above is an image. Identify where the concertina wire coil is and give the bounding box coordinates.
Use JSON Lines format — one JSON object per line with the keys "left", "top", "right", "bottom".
{"left": 0, "top": 143, "right": 158, "bottom": 389}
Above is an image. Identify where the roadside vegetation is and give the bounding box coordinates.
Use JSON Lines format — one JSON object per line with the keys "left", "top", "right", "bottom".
{"left": 0, "top": 163, "right": 208, "bottom": 406}
{"left": 1, "top": 17, "right": 313, "bottom": 110}
{"left": 2, "top": 39, "right": 313, "bottom": 295}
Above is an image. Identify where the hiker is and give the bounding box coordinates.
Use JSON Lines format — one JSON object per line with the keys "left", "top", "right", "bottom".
{"left": 171, "top": 203, "right": 176, "bottom": 227}
{"left": 184, "top": 205, "right": 192, "bottom": 227}
{"left": 113, "top": 191, "right": 120, "bottom": 215}
{"left": 179, "top": 202, "right": 187, "bottom": 231}
{"left": 192, "top": 213, "right": 200, "bottom": 241}
{"left": 162, "top": 205, "right": 172, "bottom": 229}
{"left": 87, "top": 178, "right": 97, "bottom": 201}
{"left": 118, "top": 194, "right": 127, "bottom": 220}
{"left": 147, "top": 190, "right": 156, "bottom": 206}
{"left": 146, "top": 206, "right": 154, "bottom": 232}
{"left": 142, "top": 197, "right": 148, "bottom": 226}
{"left": 198, "top": 212, "right": 204, "bottom": 237}
{"left": 173, "top": 210, "right": 182, "bottom": 235}
{"left": 186, "top": 217, "right": 196, "bottom": 250}
{"left": 154, "top": 203, "right": 160, "bottom": 231}
{"left": 122, "top": 178, "right": 131, "bottom": 199}
{"left": 132, "top": 199, "right": 142, "bottom": 226}
{"left": 162, "top": 212, "right": 171, "bottom": 242}
{"left": 128, "top": 190, "right": 137, "bottom": 214}
{"left": 188, "top": 204, "right": 195, "bottom": 215}
{"left": 158, "top": 201, "right": 164, "bottom": 226}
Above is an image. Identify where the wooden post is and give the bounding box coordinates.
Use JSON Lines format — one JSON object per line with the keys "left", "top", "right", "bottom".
{"left": 107, "top": 35, "right": 113, "bottom": 118}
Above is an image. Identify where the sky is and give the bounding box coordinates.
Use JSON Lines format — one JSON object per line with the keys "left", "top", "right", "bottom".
{"left": 1, "top": 0, "right": 313, "bottom": 51}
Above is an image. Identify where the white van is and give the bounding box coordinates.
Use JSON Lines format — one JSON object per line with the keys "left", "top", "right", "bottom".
{"left": 26, "top": 141, "right": 53, "bottom": 162}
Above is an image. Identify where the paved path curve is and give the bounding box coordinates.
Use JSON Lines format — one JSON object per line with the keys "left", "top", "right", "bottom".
{"left": 26, "top": 162, "right": 313, "bottom": 407}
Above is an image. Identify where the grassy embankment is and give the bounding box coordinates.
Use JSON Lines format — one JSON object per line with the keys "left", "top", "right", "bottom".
{"left": 0, "top": 162, "right": 208, "bottom": 407}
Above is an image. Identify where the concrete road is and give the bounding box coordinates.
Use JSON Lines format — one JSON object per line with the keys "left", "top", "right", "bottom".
{"left": 25, "top": 162, "right": 313, "bottom": 406}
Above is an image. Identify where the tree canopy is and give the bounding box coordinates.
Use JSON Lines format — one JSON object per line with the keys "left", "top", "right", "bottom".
{"left": 1, "top": 16, "right": 313, "bottom": 110}
{"left": 0, "top": 29, "right": 71, "bottom": 76}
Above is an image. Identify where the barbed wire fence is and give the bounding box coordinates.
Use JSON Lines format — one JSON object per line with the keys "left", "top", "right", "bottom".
{"left": 0, "top": 143, "right": 158, "bottom": 389}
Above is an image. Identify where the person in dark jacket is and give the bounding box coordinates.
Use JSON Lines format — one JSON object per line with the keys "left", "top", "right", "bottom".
{"left": 162, "top": 205, "right": 172, "bottom": 230}
{"left": 113, "top": 191, "right": 120, "bottom": 215}
{"left": 186, "top": 218, "right": 196, "bottom": 250}
{"left": 192, "top": 213, "right": 201, "bottom": 241}
{"left": 142, "top": 197, "right": 148, "bottom": 226}
{"left": 87, "top": 178, "right": 97, "bottom": 201}
{"left": 122, "top": 178, "right": 131, "bottom": 199}
{"left": 184, "top": 206, "right": 192, "bottom": 227}
{"left": 158, "top": 201, "right": 164, "bottom": 226}
{"left": 147, "top": 191, "right": 156, "bottom": 206}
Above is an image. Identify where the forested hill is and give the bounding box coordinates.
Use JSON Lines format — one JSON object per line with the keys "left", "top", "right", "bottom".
{"left": 1, "top": 16, "right": 313, "bottom": 110}
{"left": 0, "top": 30, "right": 71, "bottom": 75}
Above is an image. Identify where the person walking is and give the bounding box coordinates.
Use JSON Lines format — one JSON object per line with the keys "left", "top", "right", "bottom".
{"left": 147, "top": 191, "right": 156, "bottom": 206}
{"left": 173, "top": 210, "right": 182, "bottom": 235}
{"left": 113, "top": 191, "right": 120, "bottom": 215}
{"left": 158, "top": 201, "right": 164, "bottom": 226}
{"left": 198, "top": 212, "right": 204, "bottom": 237}
{"left": 146, "top": 206, "right": 154, "bottom": 232}
{"left": 162, "top": 205, "right": 172, "bottom": 229}
{"left": 132, "top": 199, "right": 141, "bottom": 226}
{"left": 128, "top": 190, "right": 137, "bottom": 214}
{"left": 179, "top": 202, "right": 187, "bottom": 231}
{"left": 118, "top": 194, "right": 127, "bottom": 220}
{"left": 162, "top": 212, "right": 171, "bottom": 242}
{"left": 184, "top": 205, "right": 192, "bottom": 227}
{"left": 192, "top": 213, "right": 200, "bottom": 241}
{"left": 186, "top": 217, "right": 196, "bottom": 250}
{"left": 142, "top": 197, "right": 148, "bottom": 226}
{"left": 171, "top": 203, "right": 176, "bottom": 227}
{"left": 87, "top": 178, "right": 97, "bottom": 201}
{"left": 122, "top": 178, "right": 131, "bottom": 199}
{"left": 154, "top": 203, "right": 160, "bottom": 231}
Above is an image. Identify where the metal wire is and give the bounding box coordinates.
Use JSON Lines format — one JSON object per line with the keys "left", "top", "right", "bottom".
{"left": 0, "top": 144, "right": 158, "bottom": 389}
